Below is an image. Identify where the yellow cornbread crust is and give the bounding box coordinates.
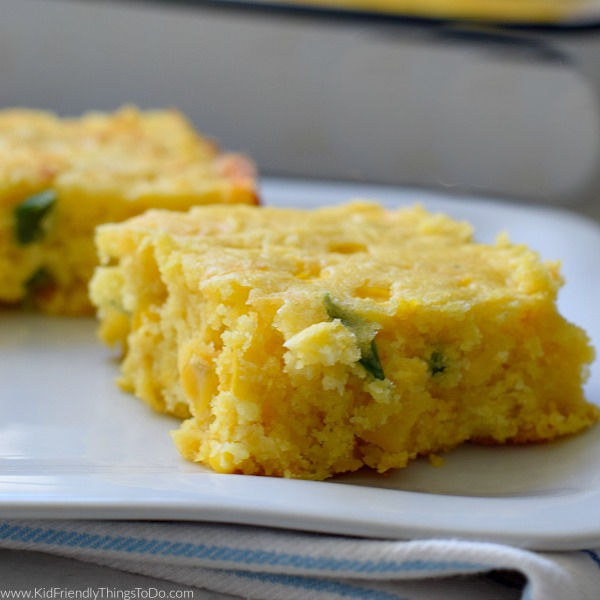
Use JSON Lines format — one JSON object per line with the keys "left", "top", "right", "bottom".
{"left": 90, "top": 202, "right": 598, "bottom": 480}
{"left": 0, "top": 106, "right": 257, "bottom": 315}
{"left": 284, "top": 0, "right": 576, "bottom": 24}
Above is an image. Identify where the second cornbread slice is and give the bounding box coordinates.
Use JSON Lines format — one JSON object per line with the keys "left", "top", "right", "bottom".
{"left": 90, "top": 202, "right": 598, "bottom": 480}
{"left": 0, "top": 106, "right": 257, "bottom": 314}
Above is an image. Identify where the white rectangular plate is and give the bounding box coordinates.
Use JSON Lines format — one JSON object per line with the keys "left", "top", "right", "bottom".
{"left": 1, "top": 178, "right": 599, "bottom": 551}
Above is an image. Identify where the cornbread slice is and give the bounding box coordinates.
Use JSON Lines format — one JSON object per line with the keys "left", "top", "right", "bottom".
{"left": 0, "top": 106, "right": 257, "bottom": 314}
{"left": 90, "top": 202, "right": 598, "bottom": 480}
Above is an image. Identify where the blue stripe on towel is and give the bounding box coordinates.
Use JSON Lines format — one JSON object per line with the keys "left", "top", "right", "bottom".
{"left": 0, "top": 522, "right": 487, "bottom": 575}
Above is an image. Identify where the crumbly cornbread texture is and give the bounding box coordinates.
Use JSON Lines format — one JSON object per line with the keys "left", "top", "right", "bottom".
{"left": 0, "top": 106, "right": 257, "bottom": 314}
{"left": 90, "top": 202, "right": 598, "bottom": 480}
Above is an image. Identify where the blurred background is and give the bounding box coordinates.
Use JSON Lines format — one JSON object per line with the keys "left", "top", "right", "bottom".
{"left": 2, "top": 0, "right": 600, "bottom": 218}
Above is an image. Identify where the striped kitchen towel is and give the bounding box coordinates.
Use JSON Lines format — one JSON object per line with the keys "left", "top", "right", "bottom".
{"left": 0, "top": 520, "right": 599, "bottom": 600}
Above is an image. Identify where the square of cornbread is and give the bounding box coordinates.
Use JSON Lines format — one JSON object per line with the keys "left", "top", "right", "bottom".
{"left": 0, "top": 106, "right": 257, "bottom": 314}
{"left": 90, "top": 202, "right": 598, "bottom": 480}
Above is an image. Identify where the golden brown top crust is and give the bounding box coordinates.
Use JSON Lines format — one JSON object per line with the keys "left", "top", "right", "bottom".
{"left": 0, "top": 106, "right": 256, "bottom": 201}
{"left": 96, "top": 202, "right": 564, "bottom": 325}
